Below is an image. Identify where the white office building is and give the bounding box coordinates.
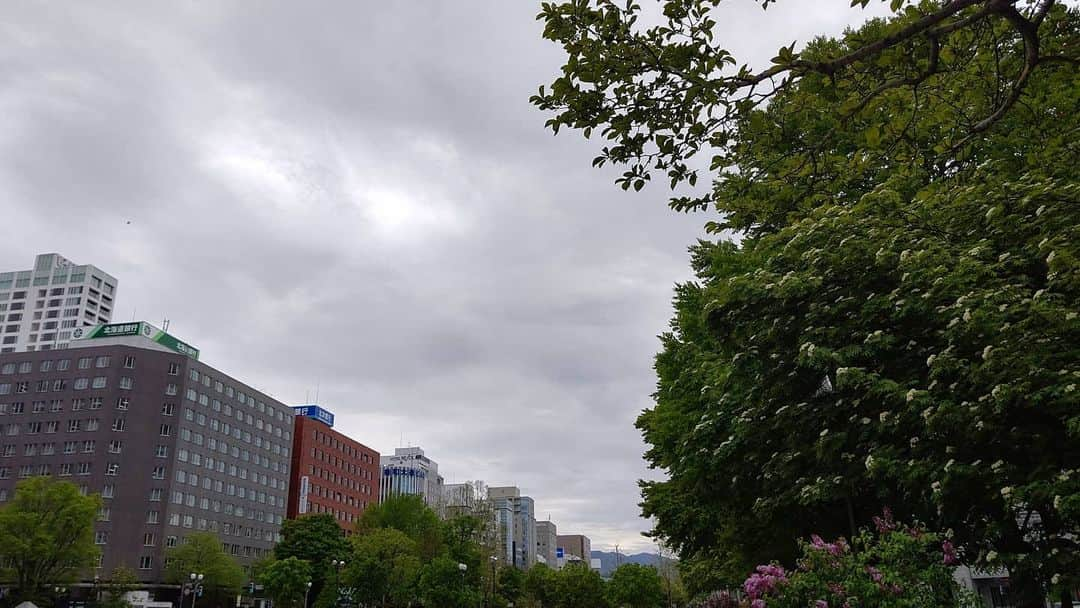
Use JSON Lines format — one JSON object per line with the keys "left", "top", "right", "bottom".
{"left": 379, "top": 446, "right": 444, "bottom": 509}
{"left": 0, "top": 253, "right": 118, "bottom": 353}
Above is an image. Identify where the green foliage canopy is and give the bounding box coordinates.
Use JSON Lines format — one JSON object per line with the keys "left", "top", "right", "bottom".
{"left": 165, "top": 531, "right": 246, "bottom": 594}
{"left": 0, "top": 477, "right": 100, "bottom": 603}
{"left": 258, "top": 557, "right": 313, "bottom": 608}
{"left": 607, "top": 564, "right": 666, "bottom": 608}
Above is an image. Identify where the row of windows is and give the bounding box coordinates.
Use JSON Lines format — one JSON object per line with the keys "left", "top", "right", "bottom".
{"left": 312, "top": 429, "right": 375, "bottom": 464}
{"left": 307, "top": 464, "right": 374, "bottom": 495}
{"left": 187, "top": 369, "right": 287, "bottom": 423}
{"left": 310, "top": 447, "right": 375, "bottom": 480}
{"left": 0, "top": 417, "right": 137, "bottom": 435}
{"left": 0, "top": 397, "right": 161, "bottom": 414}
{"left": 181, "top": 402, "right": 290, "bottom": 455}
{"left": 306, "top": 501, "right": 361, "bottom": 523}
{"left": 177, "top": 447, "right": 288, "bottom": 489}
{"left": 0, "top": 374, "right": 133, "bottom": 395}
{"left": 0, "top": 355, "right": 119, "bottom": 376}
{"left": 178, "top": 427, "right": 289, "bottom": 471}
{"left": 169, "top": 484, "right": 285, "bottom": 524}
{"left": 308, "top": 482, "right": 373, "bottom": 507}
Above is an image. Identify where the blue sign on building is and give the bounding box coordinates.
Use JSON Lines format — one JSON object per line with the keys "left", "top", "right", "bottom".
{"left": 292, "top": 405, "right": 335, "bottom": 428}
{"left": 556, "top": 548, "right": 564, "bottom": 559}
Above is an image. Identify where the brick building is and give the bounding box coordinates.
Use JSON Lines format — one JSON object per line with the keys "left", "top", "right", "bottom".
{"left": 287, "top": 406, "right": 379, "bottom": 532}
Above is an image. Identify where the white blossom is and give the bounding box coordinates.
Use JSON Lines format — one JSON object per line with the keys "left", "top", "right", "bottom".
{"left": 986, "top": 551, "right": 998, "bottom": 562}
{"left": 861, "top": 417, "right": 871, "bottom": 425}
{"left": 1000, "top": 486, "right": 1013, "bottom": 499}
{"left": 907, "top": 389, "right": 918, "bottom": 402}
{"left": 982, "top": 345, "right": 993, "bottom": 360}
{"left": 819, "top": 428, "right": 829, "bottom": 438}
{"left": 1054, "top": 495, "right": 1062, "bottom": 510}
{"left": 944, "top": 459, "right": 955, "bottom": 471}
{"left": 1052, "top": 574, "right": 1061, "bottom": 585}
{"left": 865, "top": 455, "right": 875, "bottom": 470}
{"left": 879, "top": 411, "right": 890, "bottom": 423}
{"left": 926, "top": 354, "right": 936, "bottom": 367}
{"left": 931, "top": 481, "right": 941, "bottom": 492}
{"left": 991, "top": 460, "right": 1005, "bottom": 472}
{"left": 963, "top": 309, "right": 972, "bottom": 322}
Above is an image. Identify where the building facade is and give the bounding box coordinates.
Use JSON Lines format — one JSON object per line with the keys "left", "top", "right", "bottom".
{"left": 288, "top": 406, "right": 379, "bottom": 532}
{"left": 489, "top": 486, "right": 537, "bottom": 569}
{"left": 536, "top": 520, "right": 557, "bottom": 567}
{"left": 0, "top": 322, "right": 292, "bottom": 583}
{"left": 379, "top": 446, "right": 444, "bottom": 509}
{"left": 557, "top": 534, "right": 592, "bottom": 564}
{"left": 0, "top": 253, "right": 119, "bottom": 353}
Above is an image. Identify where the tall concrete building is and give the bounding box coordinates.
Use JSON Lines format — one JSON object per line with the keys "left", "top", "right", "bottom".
{"left": 0, "top": 253, "right": 119, "bottom": 353}
{"left": 379, "top": 446, "right": 444, "bottom": 509}
{"left": 0, "top": 321, "right": 292, "bottom": 583}
{"left": 536, "top": 520, "right": 557, "bottom": 566}
{"left": 444, "top": 480, "right": 487, "bottom": 515}
{"left": 288, "top": 405, "right": 379, "bottom": 533}
{"left": 489, "top": 486, "right": 537, "bottom": 569}
{"left": 557, "top": 534, "right": 592, "bottom": 565}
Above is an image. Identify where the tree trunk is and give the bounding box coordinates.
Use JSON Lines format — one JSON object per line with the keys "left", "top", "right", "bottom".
{"left": 1061, "top": 589, "right": 1074, "bottom": 608}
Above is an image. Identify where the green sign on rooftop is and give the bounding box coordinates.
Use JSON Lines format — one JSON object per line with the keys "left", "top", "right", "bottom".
{"left": 74, "top": 322, "right": 200, "bottom": 360}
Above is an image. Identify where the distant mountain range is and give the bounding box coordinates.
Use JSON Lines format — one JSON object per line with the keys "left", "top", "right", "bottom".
{"left": 590, "top": 550, "right": 677, "bottom": 577}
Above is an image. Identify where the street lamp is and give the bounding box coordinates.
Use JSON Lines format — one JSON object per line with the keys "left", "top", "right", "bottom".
{"left": 187, "top": 573, "right": 205, "bottom": 608}
{"left": 330, "top": 560, "right": 346, "bottom": 608}
{"left": 457, "top": 562, "right": 467, "bottom": 586}
{"left": 489, "top": 555, "right": 498, "bottom": 608}
{"left": 303, "top": 581, "right": 312, "bottom": 608}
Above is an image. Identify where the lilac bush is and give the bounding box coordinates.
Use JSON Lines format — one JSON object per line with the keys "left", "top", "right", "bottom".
{"left": 707, "top": 512, "right": 979, "bottom": 608}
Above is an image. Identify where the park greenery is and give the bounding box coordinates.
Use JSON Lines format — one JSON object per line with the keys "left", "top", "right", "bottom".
{"left": 257, "top": 498, "right": 677, "bottom": 608}
{"left": 0, "top": 476, "right": 100, "bottom": 605}
{"left": 533, "top": 0, "right": 1078, "bottom": 607}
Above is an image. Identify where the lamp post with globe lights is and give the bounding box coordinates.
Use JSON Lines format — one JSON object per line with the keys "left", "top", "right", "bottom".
{"left": 186, "top": 573, "right": 205, "bottom": 608}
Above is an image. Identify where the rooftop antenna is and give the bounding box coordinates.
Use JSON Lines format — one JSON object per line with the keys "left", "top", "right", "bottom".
{"left": 305, "top": 389, "right": 310, "bottom": 404}
{"left": 162, "top": 318, "right": 170, "bottom": 332}
{"left": 314, "top": 381, "right": 320, "bottom": 404}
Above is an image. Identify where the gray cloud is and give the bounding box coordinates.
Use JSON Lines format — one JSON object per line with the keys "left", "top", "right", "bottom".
{"left": 1, "top": 0, "right": 889, "bottom": 552}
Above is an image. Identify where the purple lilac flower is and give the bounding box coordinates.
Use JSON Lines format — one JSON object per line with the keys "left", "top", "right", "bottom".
{"left": 743, "top": 565, "right": 788, "bottom": 599}
{"left": 815, "top": 601, "right": 829, "bottom": 608}
{"left": 751, "top": 600, "right": 766, "bottom": 608}
{"left": 867, "top": 566, "right": 883, "bottom": 583}
{"left": 942, "top": 540, "right": 959, "bottom": 565}
{"left": 872, "top": 507, "right": 896, "bottom": 533}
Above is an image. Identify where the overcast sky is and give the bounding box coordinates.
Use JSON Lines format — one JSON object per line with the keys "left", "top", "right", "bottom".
{"left": 0, "top": 1, "right": 888, "bottom": 553}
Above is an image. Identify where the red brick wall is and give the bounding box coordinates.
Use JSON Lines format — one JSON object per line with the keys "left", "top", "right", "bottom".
{"left": 287, "top": 415, "right": 380, "bottom": 532}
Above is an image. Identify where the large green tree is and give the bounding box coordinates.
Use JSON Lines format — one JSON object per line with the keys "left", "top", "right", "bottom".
{"left": 607, "top": 564, "right": 665, "bottom": 608}
{"left": 554, "top": 563, "right": 608, "bottom": 608}
{"left": 532, "top": 0, "right": 1075, "bottom": 217}
{"left": 275, "top": 514, "right": 350, "bottom": 602}
{"left": 165, "top": 532, "right": 246, "bottom": 596}
{"left": 534, "top": 1, "right": 1079, "bottom": 607}
{"left": 357, "top": 495, "right": 444, "bottom": 561}
{"left": 0, "top": 477, "right": 100, "bottom": 603}
{"left": 523, "top": 564, "right": 558, "bottom": 608}
{"left": 258, "top": 557, "right": 313, "bottom": 608}
{"left": 344, "top": 528, "right": 422, "bottom": 608}
{"left": 416, "top": 556, "right": 481, "bottom": 608}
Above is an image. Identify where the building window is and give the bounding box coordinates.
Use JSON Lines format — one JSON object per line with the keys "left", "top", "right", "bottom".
{"left": 143, "top": 533, "right": 155, "bottom": 546}
{"left": 123, "top": 356, "right": 136, "bottom": 369}
{"left": 95, "top": 531, "right": 108, "bottom": 545}
{"left": 77, "top": 357, "right": 91, "bottom": 370}
{"left": 152, "top": 465, "right": 166, "bottom": 479}
{"left": 73, "top": 378, "right": 89, "bottom": 390}
{"left": 91, "top": 377, "right": 107, "bottom": 389}
{"left": 161, "top": 403, "right": 174, "bottom": 416}
{"left": 149, "top": 488, "right": 163, "bottom": 502}
{"left": 82, "top": 440, "right": 95, "bottom": 453}
{"left": 90, "top": 397, "right": 102, "bottom": 409}
{"left": 165, "top": 535, "right": 177, "bottom": 548}
{"left": 147, "top": 511, "right": 160, "bottom": 524}
{"left": 105, "top": 463, "right": 119, "bottom": 476}
{"left": 102, "top": 484, "right": 115, "bottom": 498}
{"left": 97, "top": 507, "right": 110, "bottom": 521}
{"left": 95, "top": 356, "right": 110, "bottom": 368}
{"left": 116, "top": 397, "right": 129, "bottom": 410}
{"left": 58, "top": 463, "right": 72, "bottom": 476}
{"left": 165, "top": 384, "right": 178, "bottom": 396}
{"left": 159, "top": 424, "right": 171, "bottom": 437}
{"left": 111, "top": 419, "right": 125, "bottom": 432}
{"left": 86, "top": 418, "right": 99, "bottom": 431}
{"left": 108, "top": 440, "right": 122, "bottom": 453}
{"left": 154, "top": 445, "right": 168, "bottom": 458}
{"left": 63, "top": 441, "right": 76, "bottom": 454}
{"left": 119, "top": 377, "right": 133, "bottom": 390}
{"left": 138, "top": 556, "right": 152, "bottom": 570}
